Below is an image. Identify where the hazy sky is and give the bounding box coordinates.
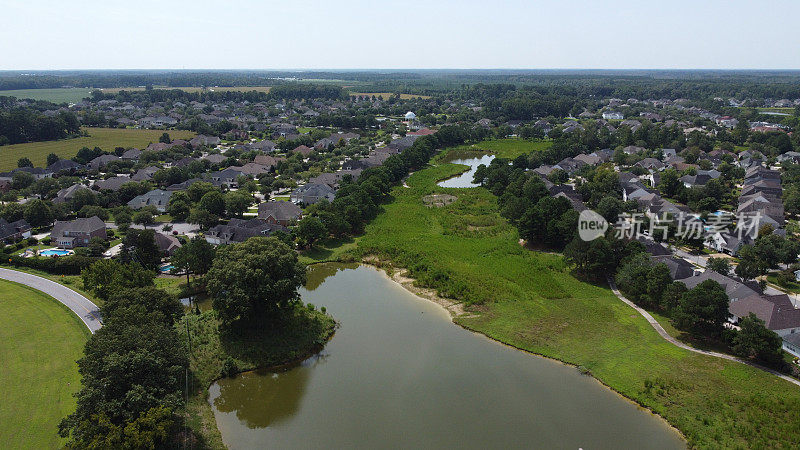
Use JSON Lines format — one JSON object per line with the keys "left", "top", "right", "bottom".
{"left": 2, "top": 0, "right": 799, "bottom": 70}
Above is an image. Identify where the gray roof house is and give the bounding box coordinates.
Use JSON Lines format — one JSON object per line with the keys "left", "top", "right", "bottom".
{"left": 127, "top": 189, "right": 173, "bottom": 212}
{"left": 258, "top": 201, "right": 303, "bottom": 226}
{"left": 50, "top": 216, "right": 106, "bottom": 249}
{"left": 290, "top": 183, "right": 336, "bottom": 205}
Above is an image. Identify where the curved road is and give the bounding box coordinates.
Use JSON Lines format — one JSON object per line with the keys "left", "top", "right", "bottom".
{"left": 608, "top": 279, "right": 800, "bottom": 388}
{"left": 0, "top": 268, "right": 102, "bottom": 333}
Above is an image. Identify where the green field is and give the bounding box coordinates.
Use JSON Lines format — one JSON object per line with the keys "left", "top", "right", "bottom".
{"left": 0, "top": 279, "right": 89, "bottom": 449}
{"left": 443, "top": 138, "right": 552, "bottom": 159}
{"left": 98, "top": 86, "right": 272, "bottom": 94}
{"left": 0, "top": 127, "right": 196, "bottom": 171}
{"left": 0, "top": 88, "right": 94, "bottom": 104}
{"left": 355, "top": 154, "right": 800, "bottom": 449}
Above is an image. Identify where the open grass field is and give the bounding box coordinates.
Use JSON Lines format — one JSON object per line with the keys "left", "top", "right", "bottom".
{"left": 0, "top": 279, "right": 89, "bottom": 449}
{"left": 442, "top": 138, "right": 552, "bottom": 159}
{"left": 98, "top": 86, "right": 271, "bottom": 94}
{"left": 349, "top": 92, "right": 431, "bottom": 100}
{"left": 0, "top": 88, "right": 94, "bottom": 104}
{"left": 0, "top": 127, "right": 196, "bottom": 171}
{"left": 355, "top": 153, "right": 800, "bottom": 449}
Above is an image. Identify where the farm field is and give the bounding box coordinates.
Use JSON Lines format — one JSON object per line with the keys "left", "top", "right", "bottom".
{"left": 355, "top": 154, "right": 800, "bottom": 449}
{"left": 443, "top": 138, "right": 552, "bottom": 159}
{"left": 0, "top": 88, "right": 94, "bottom": 103}
{"left": 0, "top": 127, "right": 195, "bottom": 171}
{"left": 98, "top": 86, "right": 271, "bottom": 94}
{"left": 0, "top": 279, "right": 89, "bottom": 449}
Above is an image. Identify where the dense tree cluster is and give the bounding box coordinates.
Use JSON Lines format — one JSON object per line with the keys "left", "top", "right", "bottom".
{"left": 0, "top": 107, "right": 80, "bottom": 145}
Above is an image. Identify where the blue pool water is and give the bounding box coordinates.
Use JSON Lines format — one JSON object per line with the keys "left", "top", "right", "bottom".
{"left": 160, "top": 264, "right": 175, "bottom": 273}
{"left": 40, "top": 249, "right": 71, "bottom": 256}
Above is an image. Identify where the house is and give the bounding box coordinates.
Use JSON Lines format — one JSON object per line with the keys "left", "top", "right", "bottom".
{"left": 47, "top": 159, "right": 83, "bottom": 174}
{"left": 573, "top": 153, "right": 601, "bottom": 166}
{"left": 121, "top": 148, "right": 142, "bottom": 160}
{"left": 88, "top": 154, "right": 120, "bottom": 171}
{"left": 292, "top": 145, "right": 314, "bottom": 157}
{"left": 0, "top": 218, "right": 31, "bottom": 242}
{"left": 679, "top": 173, "right": 713, "bottom": 188}
{"left": 203, "top": 154, "right": 227, "bottom": 165}
{"left": 622, "top": 145, "right": 645, "bottom": 155}
{"left": 53, "top": 184, "right": 90, "bottom": 204}
{"left": 210, "top": 168, "right": 244, "bottom": 188}
{"left": 636, "top": 158, "right": 666, "bottom": 171}
{"left": 131, "top": 166, "right": 159, "bottom": 182}
{"left": 234, "top": 162, "right": 271, "bottom": 177}
{"left": 729, "top": 294, "right": 800, "bottom": 337}
{"left": 50, "top": 216, "right": 106, "bottom": 249}
{"left": 190, "top": 135, "right": 221, "bottom": 148}
{"left": 253, "top": 154, "right": 284, "bottom": 170}
{"left": 679, "top": 270, "right": 758, "bottom": 302}
{"left": 205, "top": 218, "right": 287, "bottom": 245}
{"left": 602, "top": 111, "right": 623, "bottom": 120}
{"left": 706, "top": 232, "right": 753, "bottom": 255}
{"left": 290, "top": 183, "right": 336, "bottom": 205}
{"left": 154, "top": 232, "right": 182, "bottom": 255}
{"left": 258, "top": 201, "right": 303, "bottom": 226}
{"left": 651, "top": 255, "right": 696, "bottom": 280}
{"left": 95, "top": 176, "right": 132, "bottom": 192}
{"left": 127, "top": 189, "right": 173, "bottom": 212}
{"left": 248, "top": 139, "right": 276, "bottom": 153}
{"left": 661, "top": 148, "right": 677, "bottom": 159}
{"left": 783, "top": 333, "right": 800, "bottom": 358}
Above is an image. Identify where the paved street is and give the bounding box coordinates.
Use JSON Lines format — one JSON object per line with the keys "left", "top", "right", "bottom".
{"left": 0, "top": 268, "right": 102, "bottom": 333}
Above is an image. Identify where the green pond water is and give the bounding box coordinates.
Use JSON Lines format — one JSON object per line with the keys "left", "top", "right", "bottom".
{"left": 209, "top": 263, "right": 685, "bottom": 449}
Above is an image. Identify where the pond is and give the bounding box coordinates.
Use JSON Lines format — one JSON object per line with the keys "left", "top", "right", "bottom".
{"left": 437, "top": 153, "right": 495, "bottom": 188}
{"left": 208, "top": 263, "right": 685, "bottom": 449}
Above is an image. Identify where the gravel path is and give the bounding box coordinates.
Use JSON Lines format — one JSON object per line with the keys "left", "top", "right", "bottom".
{"left": 608, "top": 279, "right": 800, "bottom": 388}
{"left": 0, "top": 268, "right": 102, "bottom": 333}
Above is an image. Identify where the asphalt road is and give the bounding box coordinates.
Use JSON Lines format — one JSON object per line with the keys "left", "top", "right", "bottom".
{"left": 0, "top": 268, "right": 102, "bottom": 333}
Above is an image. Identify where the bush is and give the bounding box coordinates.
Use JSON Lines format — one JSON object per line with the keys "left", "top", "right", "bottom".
{"left": 0, "top": 253, "right": 97, "bottom": 275}
{"left": 221, "top": 357, "right": 239, "bottom": 378}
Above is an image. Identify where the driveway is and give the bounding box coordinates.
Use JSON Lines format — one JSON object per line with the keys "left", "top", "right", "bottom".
{"left": 0, "top": 268, "right": 102, "bottom": 333}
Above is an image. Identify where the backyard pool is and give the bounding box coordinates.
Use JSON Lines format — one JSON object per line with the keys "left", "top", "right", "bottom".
{"left": 39, "top": 249, "right": 71, "bottom": 257}
{"left": 159, "top": 264, "right": 175, "bottom": 273}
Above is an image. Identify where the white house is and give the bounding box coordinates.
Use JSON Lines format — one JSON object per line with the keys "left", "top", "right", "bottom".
{"left": 602, "top": 111, "right": 623, "bottom": 120}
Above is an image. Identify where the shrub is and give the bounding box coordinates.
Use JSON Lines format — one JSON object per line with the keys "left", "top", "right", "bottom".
{"left": 221, "top": 357, "right": 239, "bottom": 378}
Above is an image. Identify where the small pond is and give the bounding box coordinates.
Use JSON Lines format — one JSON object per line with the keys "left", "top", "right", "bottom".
{"left": 437, "top": 153, "right": 495, "bottom": 188}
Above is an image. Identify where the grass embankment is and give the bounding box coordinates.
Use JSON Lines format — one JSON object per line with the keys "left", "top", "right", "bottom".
{"left": 0, "top": 279, "right": 89, "bottom": 449}
{"left": 443, "top": 138, "right": 552, "bottom": 159}
{"left": 354, "top": 153, "right": 800, "bottom": 449}
{"left": 179, "top": 306, "right": 337, "bottom": 449}
{"left": 0, "top": 127, "right": 196, "bottom": 171}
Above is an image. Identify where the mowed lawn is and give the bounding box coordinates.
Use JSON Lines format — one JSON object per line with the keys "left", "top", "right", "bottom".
{"left": 0, "top": 127, "right": 196, "bottom": 171}
{"left": 444, "top": 138, "right": 552, "bottom": 159}
{"left": 356, "top": 157, "right": 800, "bottom": 449}
{"left": 0, "top": 279, "right": 89, "bottom": 449}
{"left": 0, "top": 88, "right": 94, "bottom": 104}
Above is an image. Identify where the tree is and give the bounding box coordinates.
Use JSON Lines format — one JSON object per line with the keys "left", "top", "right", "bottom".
{"left": 564, "top": 235, "right": 614, "bottom": 280}
{"left": 82, "top": 259, "right": 155, "bottom": 301}
{"left": 646, "top": 263, "right": 672, "bottom": 307}
{"left": 158, "top": 132, "right": 171, "bottom": 144}
{"left": 734, "top": 245, "right": 765, "bottom": 281}
{"left": 23, "top": 199, "right": 53, "bottom": 228}
{"left": 103, "top": 286, "right": 182, "bottom": 326}
{"left": 224, "top": 190, "right": 252, "bottom": 218}
{"left": 187, "top": 208, "right": 219, "bottom": 229}
{"left": 657, "top": 169, "right": 682, "bottom": 198}
{"left": 615, "top": 252, "right": 653, "bottom": 305}
{"left": 706, "top": 257, "right": 731, "bottom": 276}
{"left": 672, "top": 279, "right": 729, "bottom": 337}
{"left": 46, "top": 152, "right": 60, "bottom": 166}
{"left": 58, "top": 307, "right": 187, "bottom": 448}
{"left": 661, "top": 281, "right": 688, "bottom": 312}
{"left": 199, "top": 190, "right": 225, "bottom": 216}
{"left": 11, "top": 171, "right": 34, "bottom": 190}
{"left": 132, "top": 210, "right": 155, "bottom": 228}
{"left": 121, "top": 229, "right": 161, "bottom": 270}
{"left": 166, "top": 192, "right": 191, "bottom": 222}
{"left": 206, "top": 237, "right": 306, "bottom": 328}
{"left": 87, "top": 236, "right": 109, "bottom": 257}
{"left": 17, "top": 156, "right": 32, "bottom": 168}
{"left": 296, "top": 216, "right": 326, "bottom": 248}
{"left": 731, "top": 313, "right": 785, "bottom": 368}
{"left": 171, "top": 236, "right": 216, "bottom": 286}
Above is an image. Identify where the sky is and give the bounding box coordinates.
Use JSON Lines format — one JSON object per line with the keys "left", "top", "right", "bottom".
{"left": 1, "top": 0, "right": 799, "bottom": 70}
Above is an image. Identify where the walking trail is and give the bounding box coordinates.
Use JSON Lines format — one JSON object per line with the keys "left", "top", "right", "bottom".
{"left": 608, "top": 278, "right": 800, "bottom": 388}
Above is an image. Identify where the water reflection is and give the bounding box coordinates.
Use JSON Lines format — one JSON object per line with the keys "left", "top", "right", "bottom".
{"left": 305, "top": 262, "right": 359, "bottom": 291}
{"left": 437, "top": 153, "right": 495, "bottom": 188}
{"left": 211, "top": 354, "right": 328, "bottom": 428}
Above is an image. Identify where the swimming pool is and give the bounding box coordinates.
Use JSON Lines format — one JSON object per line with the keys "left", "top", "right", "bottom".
{"left": 159, "top": 264, "right": 175, "bottom": 273}
{"left": 39, "top": 249, "right": 71, "bottom": 257}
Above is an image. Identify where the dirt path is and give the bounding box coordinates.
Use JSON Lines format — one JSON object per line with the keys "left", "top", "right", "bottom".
{"left": 608, "top": 278, "right": 800, "bottom": 388}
